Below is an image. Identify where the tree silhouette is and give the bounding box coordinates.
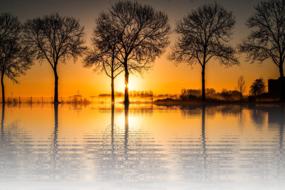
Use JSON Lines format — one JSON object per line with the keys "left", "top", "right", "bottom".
{"left": 250, "top": 78, "right": 265, "bottom": 97}
{"left": 105, "top": 1, "right": 170, "bottom": 104}
{"left": 170, "top": 3, "right": 239, "bottom": 101}
{"left": 240, "top": 0, "right": 285, "bottom": 100}
{"left": 23, "top": 14, "right": 86, "bottom": 104}
{"left": 240, "top": 0, "right": 285, "bottom": 78}
{"left": 85, "top": 13, "right": 123, "bottom": 104}
{"left": 0, "top": 13, "right": 32, "bottom": 104}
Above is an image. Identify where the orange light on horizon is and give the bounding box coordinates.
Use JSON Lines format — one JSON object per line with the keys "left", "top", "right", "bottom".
{"left": 115, "top": 76, "right": 142, "bottom": 93}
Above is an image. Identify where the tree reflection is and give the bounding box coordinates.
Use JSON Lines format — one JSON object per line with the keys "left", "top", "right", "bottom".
{"left": 53, "top": 104, "right": 59, "bottom": 153}
{"left": 201, "top": 105, "right": 207, "bottom": 171}
{"left": 249, "top": 105, "right": 266, "bottom": 126}
{"left": 266, "top": 105, "right": 285, "bottom": 151}
{"left": 111, "top": 104, "right": 115, "bottom": 157}
{"left": 1, "top": 104, "right": 5, "bottom": 135}
{"left": 124, "top": 103, "right": 129, "bottom": 160}
{"left": 247, "top": 105, "right": 285, "bottom": 151}
{"left": 52, "top": 103, "right": 59, "bottom": 179}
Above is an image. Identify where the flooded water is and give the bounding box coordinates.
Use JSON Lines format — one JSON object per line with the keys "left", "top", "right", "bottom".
{"left": 0, "top": 103, "right": 284, "bottom": 190}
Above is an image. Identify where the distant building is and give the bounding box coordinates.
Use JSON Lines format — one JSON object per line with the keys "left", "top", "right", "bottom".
{"left": 268, "top": 77, "right": 285, "bottom": 98}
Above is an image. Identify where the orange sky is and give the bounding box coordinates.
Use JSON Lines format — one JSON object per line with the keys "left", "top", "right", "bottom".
{"left": 1, "top": 0, "right": 281, "bottom": 97}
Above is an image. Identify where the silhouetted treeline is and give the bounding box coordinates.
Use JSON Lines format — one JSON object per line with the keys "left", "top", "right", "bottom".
{"left": 99, "top": 91, "right": 153, "bottom": 98}
{"left": 1, "top": 0, "right": 285, "bottom": 104}
{"left": 2, "top": 96, "right": 91, "bottom": 105}
{"left": 180, "top": 89, "right": 242, "bottom": 101}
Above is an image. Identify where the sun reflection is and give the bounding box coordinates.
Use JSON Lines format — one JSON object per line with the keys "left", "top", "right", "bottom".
{"left": 116, "top": 112, "right": 141, "bottom": 131}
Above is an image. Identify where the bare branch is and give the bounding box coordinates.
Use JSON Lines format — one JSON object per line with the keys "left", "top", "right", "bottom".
{"left": 0, "top": 13, "right": 32, "bottom": 83}
{"left": 23, "top": 13, "right": 86, "bottom": 69}
{"left": 240, "top": 0, "right": 285, "bottom": 77}
{"left": 109, "top": 1, "right": 170, "bottom": 74}
{"left": 170, "top": 3, "right": 238, "bottom": 67}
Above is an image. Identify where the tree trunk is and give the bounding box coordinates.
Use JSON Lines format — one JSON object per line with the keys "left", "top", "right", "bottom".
{"left": 279, "top": 63, "right": 284, "bottom": 78}
{"left": 53, "top": 67, "right": 59, "bottom": 104}
{"left": 111, "top": 77, "right": 115, "bottom": 104}
{"left": 201, "top": 65, "right": 206, "bottom": 101}
{"left": 279, "top": 63, "right": 285, "bottom": 101}
{"left": 124, "top": 69, "right": 129, "bottom": 105}
{"left": 1, "top": 72, "right": 5, "bottom": 104}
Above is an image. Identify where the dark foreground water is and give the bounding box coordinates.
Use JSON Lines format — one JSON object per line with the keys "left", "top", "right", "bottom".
{"left": 0, "top": 103, "right": 284, "bottom": 190}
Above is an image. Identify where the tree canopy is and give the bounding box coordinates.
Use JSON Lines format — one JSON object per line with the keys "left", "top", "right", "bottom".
{"left": 170, "top": 3, "right": 238, "bottom": 101}
{"left": 23, "top": 13, "right": 86, "bottom": 104}
{"left": 102, "top": 0, "right": 170, "bottom": 104}
{"left": 0, "top": 13, "right": 32, "bottom": 103}
{"left": 240, "top": 0, "right": 285, "bottom": 78}
{"left": 85, "top": 13, "right": 124, "bottom": 103}
{"left": 0, "top": 13, "right": 31, "bottom": 82}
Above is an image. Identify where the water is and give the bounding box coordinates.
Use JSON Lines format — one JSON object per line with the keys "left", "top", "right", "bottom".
{"left": 0, "top": 103, "right": 284, "bottom": 190}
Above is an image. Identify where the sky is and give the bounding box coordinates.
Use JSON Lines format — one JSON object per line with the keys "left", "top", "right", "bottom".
{"left": 0, "top": 0, "right": 281, "bottom": 97}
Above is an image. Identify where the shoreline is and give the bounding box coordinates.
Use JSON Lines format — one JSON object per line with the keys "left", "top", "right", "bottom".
{"left": 153, "top": 99, "right": 285, "bottom": 107}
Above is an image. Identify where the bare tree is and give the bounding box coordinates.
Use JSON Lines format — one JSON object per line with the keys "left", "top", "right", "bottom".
{"left": 0, "top": 13, "right": 32, "bottom": 104}
{"left": 23, "top": 14, "right": 86, "bottom": 104}
{"left": 250, "top": 78, "right": 266, "bottom": 96}
{"left": 170, "top": 3, "right": 239, "bottom": 101}
{"left": 240, "top": 0, "right": 285, "bottom": 78}
{"left": 240, "top": 0, "right": 285, "bottom": 100}
{"left": 237, "top": 76, "right": 246, "bottom": 100}
{"left": 105, "top": 1, "right": 170, "bottom": 104}
{"left": 85, "top": 13, "right": 123, "bottom": 104}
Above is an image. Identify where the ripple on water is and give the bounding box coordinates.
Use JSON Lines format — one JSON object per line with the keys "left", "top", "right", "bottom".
{"left": 0, "top": 105, "right": 284, "bottom": 190}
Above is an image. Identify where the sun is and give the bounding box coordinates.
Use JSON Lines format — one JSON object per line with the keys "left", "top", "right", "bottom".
{"left": 115, "top": 75, "right": 141, "bottom": 92}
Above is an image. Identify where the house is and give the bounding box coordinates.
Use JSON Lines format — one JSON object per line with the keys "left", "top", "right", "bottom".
{"left": 268, "top": 77, "right": 285, "bottom": 99}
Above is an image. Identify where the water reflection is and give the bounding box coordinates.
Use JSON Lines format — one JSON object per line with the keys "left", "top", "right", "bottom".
{"left": 124, "top": 104, "right": 129, "bottom": 160}
{"left": 201, "top": 105, "right": 207, "bottom": 172}
{"left": 256, "top": 105, "right": 285, "bottom": 157}
{"left": 111, "top": 104, "right": 115, "bottom": 157}
{"left": 0, "top": 104, "right": 284, "bottom": 189}
{"left": 177, "top": 104, "right": 285, "bottom": 183}
{"left": 1, "top": 104, "right": 4, "bottom": 135}
{"left": 52, "top": 104, "right": 59, "bottom": 180}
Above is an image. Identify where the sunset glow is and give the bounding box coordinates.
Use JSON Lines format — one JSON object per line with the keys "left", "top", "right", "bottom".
{"left": 0, "top": 0, "right": 280, "bottom": 98}
{"left": 1, "top": 1, "right": 285, "bottom": 190}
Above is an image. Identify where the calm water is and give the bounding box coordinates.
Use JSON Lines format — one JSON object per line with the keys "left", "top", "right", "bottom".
{"left": 0, "top": 103, "right": 284, "bottom": 190}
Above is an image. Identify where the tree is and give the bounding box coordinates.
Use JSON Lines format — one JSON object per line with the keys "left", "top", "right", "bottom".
{"left": 240, "top": 0, "right": 285, "bottom": 78}
{"left": 237, "top": 76, "right": 246, "bottom": 100}
{"left": 250, "top": 78, "right": 266, "bottom": 96}
{"left": 170, "top": 3, "right": 239, "bottom": 101}
{"left": 240, "top": 0, "right": 285, "bottom": 100}
{"left": 23, "top": 14, "right": 86, "bottom": 104}
{"left": 85, "top": 13, "right": 123, "bottom": 104}
{"left": 0, "top": 13, "right": 31, "bottom": 104}
{"left": 105, "top": 1, "right": 170, "bottom": 104}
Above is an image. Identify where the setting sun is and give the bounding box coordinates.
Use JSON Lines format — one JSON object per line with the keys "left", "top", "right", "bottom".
{"left": 115, "top": 76, "right": 142, "bottom": 93}
{"left": 1, "top": 0, "right": 285, "bottom": 190}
